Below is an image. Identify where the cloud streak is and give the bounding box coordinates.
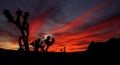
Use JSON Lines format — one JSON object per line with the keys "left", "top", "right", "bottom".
{"left": 0, "top": 0, "right": 120, "bottom": 52}
{"left": 51, "top": 0, "right": 112, "bottom": 34}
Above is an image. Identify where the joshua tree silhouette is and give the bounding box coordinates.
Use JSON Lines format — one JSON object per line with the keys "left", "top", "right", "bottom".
{"left": 3, "top": 9, "right": 30, "bottom": 51}
{"left": 39, "top": 41, "right": 45, "bottom": 52}
{"left": 18, "top": 36, "right": 24, "bottom": 51}
{"left": 34, "top": 39, "right": 40, "bottom": 52}
{"left": 45, "top": 36, "right": 55, "bottom": 52}
{"left": 30, "top": 38, "right": 45, "bottom": 52}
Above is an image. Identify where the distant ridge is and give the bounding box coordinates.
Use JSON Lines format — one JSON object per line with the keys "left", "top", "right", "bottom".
{"left": 87, "top": 37, "right": 120, "bottom": 52}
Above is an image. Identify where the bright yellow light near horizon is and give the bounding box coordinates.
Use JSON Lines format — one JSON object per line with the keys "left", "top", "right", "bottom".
{"left": 0, "top": 41, "right": 19, "bottom": 50}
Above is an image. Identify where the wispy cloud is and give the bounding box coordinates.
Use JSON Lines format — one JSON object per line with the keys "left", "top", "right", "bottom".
{"left": 0, "top": 0, "right": 120, "bottom": 52}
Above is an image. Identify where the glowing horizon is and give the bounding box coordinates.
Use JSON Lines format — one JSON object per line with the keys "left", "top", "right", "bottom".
{"left": 0, "top": 0, "right": 120, "bottom": 52}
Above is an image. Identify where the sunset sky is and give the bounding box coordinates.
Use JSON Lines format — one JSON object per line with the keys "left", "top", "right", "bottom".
{"left": 0, "top": 0, "right": 120, "bottom": 52}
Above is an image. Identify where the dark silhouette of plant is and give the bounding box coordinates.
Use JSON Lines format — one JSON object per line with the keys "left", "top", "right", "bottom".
{"left": 63, "top": 47, "right": 66, "bottom": 53}
{"left": 39, "top": 41, "right": 45, "bottom": 52}
{"left": 18, "top": 37, "right": 24, "bottom": 51}
{"left": 60, "top": 47, "right": 66, "bottom": 53}
{"left": 34, "top": 39, "right": 40, "bottom": 52}
{"left": 3, "top": 9, "right": 30, "bottom": 51}
{"left": 30, "top": 38, "right": 45, "bottom": 52}
{"left": 45, "top": 36, "right": 55, "bottom": 52}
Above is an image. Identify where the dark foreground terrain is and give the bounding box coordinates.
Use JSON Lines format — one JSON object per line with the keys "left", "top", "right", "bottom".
{"left": 0, "top": 37, "right": 120, "bottom": 65}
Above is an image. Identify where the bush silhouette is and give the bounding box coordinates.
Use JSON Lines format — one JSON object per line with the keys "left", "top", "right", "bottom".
{"left": 87, "top": 37, "right": 120, "bottom": 53}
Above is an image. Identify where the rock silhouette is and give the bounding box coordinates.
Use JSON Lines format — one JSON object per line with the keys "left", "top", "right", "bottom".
{"left": 87, "top": 37, "right": 120, "bottom": 64}
{"left": 3, "top": 9, "right": 30, "bottom": 51}
{"left": 87, "top": 37, "right": 120, "bottom": 53}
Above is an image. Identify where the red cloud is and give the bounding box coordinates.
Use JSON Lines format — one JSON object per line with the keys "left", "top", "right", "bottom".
{"left": 48, "top": 16, "right": 120, "bottom": 52}
{"left": 29, "top": 0, "right": 59, "bottom": 36}
{"left": 2, "top": 0, "right": 119, "bottom": 52}
{"left": 30, "top": 11, "right": 53, "bottom": 36}
{"left": 51, "top": 0, "right": 112, "bottom": 34}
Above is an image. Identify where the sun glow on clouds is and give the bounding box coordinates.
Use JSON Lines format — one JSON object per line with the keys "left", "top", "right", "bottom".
{"left": 48, "top": 16, "right": 120, "bottom": 52}
{"left": 1, "top": 0, "right": 120, "bottom": 52}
